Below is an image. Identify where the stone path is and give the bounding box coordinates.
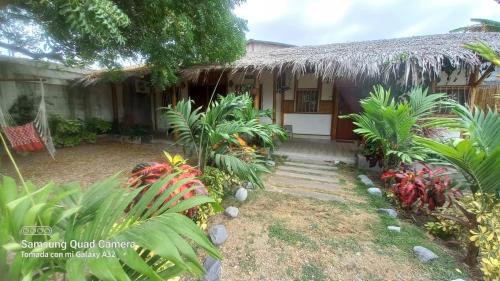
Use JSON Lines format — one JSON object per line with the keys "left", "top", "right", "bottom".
{"left": 265, "top": 160, "right": 349, "bottom": 203}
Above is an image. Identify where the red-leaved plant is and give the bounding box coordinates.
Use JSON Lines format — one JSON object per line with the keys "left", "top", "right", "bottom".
{"left": 381, "top": 164, "right": 461, "bottom": 211}
{"left": 127, "top": 162, "right": 208, "bottom": 217}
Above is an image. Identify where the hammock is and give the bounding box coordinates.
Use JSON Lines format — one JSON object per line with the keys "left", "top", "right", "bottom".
{"left": 0, "top": 79, "right": 56, "bottom": 159}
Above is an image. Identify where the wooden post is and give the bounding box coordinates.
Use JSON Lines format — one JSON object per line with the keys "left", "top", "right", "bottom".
{"left": 272, "top": 71, "right": 277, "bottom": 124}
{"left": 172, "top": 87, "right": 178, "bottom": 140}
{"left": 280, "top": 88, "right": 285, "bottom": 126}
{"left": 110, "top": 83, "right": 119, "bottom": 131}
{"left": 293, "top": 74, "right": 298, "bottom": 112}
{"left": 151, "top": 87, "right": 159, "bottom": 132}
{"left": 469, "top": 64, "right": 495, "bottom": 108}
{"left": 253, "top": 74, "right": 260, "bottom": 109}
{"left": 331, "top": 83, "right": 340, "bottom": 140}
{"left": 317, "top": 77, "right": 322, "bottom": 112}
{"left": 469, "top": 67, "right": 480, "bottom": 107}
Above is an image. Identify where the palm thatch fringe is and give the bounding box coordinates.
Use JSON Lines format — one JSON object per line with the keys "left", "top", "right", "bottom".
{"left": 79, "top": 33, "right": 500, "bottom": 86}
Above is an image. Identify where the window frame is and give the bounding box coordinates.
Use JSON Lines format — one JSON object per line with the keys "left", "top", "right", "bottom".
{"left": 294, "top": 87, "right": 320, "bottom": 113}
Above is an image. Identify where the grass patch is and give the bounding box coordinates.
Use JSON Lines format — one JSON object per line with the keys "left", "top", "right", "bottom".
{"left": 338, "top": 178, "right": 347, "bottom": 185}
{"left": 239, "top": 251, "right": 257, "bottom": 273}
{"left": 324, "top": 237, "right": 362, "bottom": 253}
{"left": 297, "top": 263, "right": 327, "bottom": 281}
{"left": 354, "top": 177, "right": 468, "bottom": 281}
{"left": 268, "top": 221, "right": 318, "bottom": 250}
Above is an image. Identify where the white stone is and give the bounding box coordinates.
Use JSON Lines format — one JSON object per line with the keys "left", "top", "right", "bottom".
{"left": 367, "top": 187, "right": 382, "bottom": 197}
{"left": 235, "top": 187, "right": 248, "bottom": 202}
{"left": 387, "top": 226, "right": 401, "bottom": 232}
{"left": 208, "top": 225, "right": 228, "bottom": 246}
{"left": 224, "top": 206, "right": 239, "bottom": 218}
{"left": 377, "top": 208, "right": 398, "bottom": 218}
{"left": 413, "top": 246, "right": 438, "bottom": 262}
{"left": 358, "top": 174, "right": 374, "bottom": 186}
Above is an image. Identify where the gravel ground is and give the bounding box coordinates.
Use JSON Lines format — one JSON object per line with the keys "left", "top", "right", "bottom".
{"left": 0, "top": 140, "right": 184, "bottom": 187}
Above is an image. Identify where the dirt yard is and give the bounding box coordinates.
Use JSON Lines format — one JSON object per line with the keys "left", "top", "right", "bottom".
{"left": 206, "top": 165, "right": 470, "bottom": 281}
{"left": 1, "top": 142, "right": 471, "bottom": 281}
{"left": 0, "top": 140, "right": 182, "bottom": 187}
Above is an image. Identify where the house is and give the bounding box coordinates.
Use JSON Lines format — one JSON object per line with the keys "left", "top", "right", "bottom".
{"left": 79, "top": 32, "right": 500, "bottom": 141}
{"left": 80, "top": 33, "right": 500, "bottom": 141}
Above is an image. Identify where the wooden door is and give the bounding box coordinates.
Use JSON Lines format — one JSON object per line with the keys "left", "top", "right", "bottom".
{"left": 335, "top": 85, "right": 362, "bottom": 141}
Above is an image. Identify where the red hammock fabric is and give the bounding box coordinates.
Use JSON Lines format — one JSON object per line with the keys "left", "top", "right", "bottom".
{"left": 3, "top": 123, "right": 45, "bottom": 152}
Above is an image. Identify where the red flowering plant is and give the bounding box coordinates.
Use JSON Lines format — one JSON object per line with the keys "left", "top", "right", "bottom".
{"left": 126, "top": 152, "right": 208, "bottom": 217}
{"left": 381, "top": 164, "right": 462, "bottom": 211}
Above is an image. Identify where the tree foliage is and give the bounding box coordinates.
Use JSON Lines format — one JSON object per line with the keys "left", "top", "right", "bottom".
{"left": 451, "top": 18, "right": 500, "bottom": 33}
{"left": 0, "top": 0, "right": 247, "bottom": 87}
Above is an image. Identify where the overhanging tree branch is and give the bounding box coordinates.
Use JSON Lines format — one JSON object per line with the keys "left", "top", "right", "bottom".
{"left": 0, "top": 41, "right": 63, "bottom": 61}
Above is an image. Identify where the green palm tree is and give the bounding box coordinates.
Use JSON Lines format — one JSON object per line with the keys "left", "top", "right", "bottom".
{"left": 0, "top": 173, "right": 220, "bottom": 280}
{"left": 347, "top": 85, "right": 445, "bottom": 169}
{"left": 416, "top": 103, "right": 500, "bottom": 196}
{"left": 165, "top": 93, "right": 287, "bottom": 187}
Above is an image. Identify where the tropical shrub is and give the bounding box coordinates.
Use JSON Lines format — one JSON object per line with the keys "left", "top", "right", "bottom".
{"left": 50, "top": 115, "right": 97, "bottom": 147}
{"left": 416, "top": 103, "right": 500, "bottom": 269}
{"left": 165, "top": 93, "right": 287, "bottom": 187}
{"left": 86, "top": 117, "right": 112, "bottom": 134}
{"left": 0, "top": 173, "right": 220, "bottom": 280}
{"left": 195, "top": 166, "right": 236, "bottom": 229}
{"left": 233, "top": 96, "right": 288, "bottom": 149}
{"left": 8, "top": 95, "right": 36, "bottom": 124}
{"left": 120, "top": 124, "right": 151, "bottom": 137}
{"left": 381, "top": 164, "right": 461, "bottom": 211}
{"left": 425, "top": 216, "right": 462, "bottom": 240}
{"left": 347, "top": 85, "right": 445, "bottom": 170}
{"left": 127, "top": 153, "right": 209, "bottom": 218}
{"left": 425, "top": 194, "right": 499, "bottom": 279}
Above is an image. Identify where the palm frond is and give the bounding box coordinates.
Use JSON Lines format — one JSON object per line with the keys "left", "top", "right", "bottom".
{"left": 0, "top": 174, "right": 220, "bottom": 280}
{"left": 165, "top": 99, "right": 202, "bottom": 154}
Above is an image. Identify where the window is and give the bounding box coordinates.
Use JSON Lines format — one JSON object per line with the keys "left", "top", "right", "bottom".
{"left": 295, "top": 88, "right": 319, "bottom": 113}
{"left": 434, "top": 85, "right": 469, "bottom": 114}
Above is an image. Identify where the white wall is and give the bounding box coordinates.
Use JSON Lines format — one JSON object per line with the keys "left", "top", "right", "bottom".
{"left": 260, "top": 71, "right": 273, "bottom": 124}
{"left": 284, "top": 113, "right": 331, "bottom": 135}
{"left": 0, "top": 56, "right": 113, "bottom": 122}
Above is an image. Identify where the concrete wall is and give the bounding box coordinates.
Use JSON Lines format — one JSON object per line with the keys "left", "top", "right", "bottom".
{"left": 0, "top": 56, "right": 113, "bottom": 122}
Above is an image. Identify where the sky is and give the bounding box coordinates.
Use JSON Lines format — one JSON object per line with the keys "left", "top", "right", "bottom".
{"left": 233, "top": 0, "right": 500, "bottom": 46}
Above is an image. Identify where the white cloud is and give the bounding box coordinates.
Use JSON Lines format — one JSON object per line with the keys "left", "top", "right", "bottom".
{"left": 234, "top": 0, "right": 290, "bottom": 23}
{"left": 303, "top": 0, "right": 352, "bottom": 26}
{"left": 234, "top": 0, "right": 500, "bottom": 45}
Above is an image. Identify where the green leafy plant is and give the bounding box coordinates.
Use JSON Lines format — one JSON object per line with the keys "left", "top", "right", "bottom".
{"left": 0, "top": 173, "right": 220, "bottom": 280}
{"left": 346, "top": 85, "right": 444, "bottom": 170}
{"left": 86, "top": 117, "right": 112, "bottom": 135}
{"left": 416, "top": 103, "right": 500, "bottom": 269}
{"left": 8, "top": 95, "right": 36, "bottom": 124}
{"left": 165, "top": 93, "right": 287, "bottom": 187}
{"left": 50, "top": 115, "right": 97, "bottom": 147}
{"left": 120, "top": 124, "right": 151, "bottom": 137}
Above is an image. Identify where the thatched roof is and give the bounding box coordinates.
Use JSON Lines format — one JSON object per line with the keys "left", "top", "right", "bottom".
{"left": 184, "top": 32, "right": 500, "bottom": 84}
{"left": 80, "top": 32, "right": 500, "bottom": 86}
{"left": 77, "top": 65, "right": 149, "bottom": 87}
